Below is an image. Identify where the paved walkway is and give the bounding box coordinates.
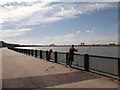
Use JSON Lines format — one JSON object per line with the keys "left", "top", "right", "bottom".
{"left": 2, "top": 48, "right": 118, "bottom": 88}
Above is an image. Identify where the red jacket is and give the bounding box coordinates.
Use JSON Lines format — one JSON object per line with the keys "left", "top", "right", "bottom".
{"left": 69, "top": 47, "right": 78, "bottom": 52}
{"left": 48, "top": 50, "right": 52, "bottom": 55}
{"left": 69, "top": 47, "right": 78, "bottom": 55}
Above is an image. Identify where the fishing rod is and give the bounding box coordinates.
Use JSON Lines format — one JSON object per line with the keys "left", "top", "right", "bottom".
{"left": 45, "top": 63, "right": 58, "bottom": 71}
{"left": 83, "top": 45, "right": 93, "bottom": 54}
{"left": 45, "top": 33, "right": 94, "bottom": 72}
{"left": 83, "top": 32, "right": 94, "bottom": 54}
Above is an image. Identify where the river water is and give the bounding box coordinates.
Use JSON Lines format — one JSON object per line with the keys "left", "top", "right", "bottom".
{"left": 17, "top": 46, "right": 119, "bottom": 57}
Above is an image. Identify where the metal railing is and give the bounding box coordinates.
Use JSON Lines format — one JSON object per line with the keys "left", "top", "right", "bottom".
{"left": 8, "top": 47, "right": 120, "bottom": 80}
{"left": 89, "top": 55, "right": 118, "bottom": 77}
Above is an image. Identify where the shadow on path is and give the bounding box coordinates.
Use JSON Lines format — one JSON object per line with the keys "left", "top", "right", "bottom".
{"left": 3, "top": 71, "right": 100, "bottom": 88}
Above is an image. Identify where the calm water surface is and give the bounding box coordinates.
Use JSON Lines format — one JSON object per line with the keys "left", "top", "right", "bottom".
{"left": 18, "top": 46, "right": 119, "bottom": 57}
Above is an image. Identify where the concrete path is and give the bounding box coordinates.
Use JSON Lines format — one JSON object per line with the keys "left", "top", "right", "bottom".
{"left": 2, "top": 48, "right": 118, "bottom": 88}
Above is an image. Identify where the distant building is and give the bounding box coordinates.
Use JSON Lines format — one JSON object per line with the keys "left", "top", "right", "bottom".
{"left": 50, "top": 43, "right": 55, "bottom": 46}
{"left": 109, "top": 43, "right": 115, "bottom": 46}
{"left": 81, "top": 43, "right": 85, "bottom": 45}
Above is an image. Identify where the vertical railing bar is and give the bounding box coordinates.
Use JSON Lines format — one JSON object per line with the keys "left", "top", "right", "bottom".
{"left": 84, "top": 54, "right": 89, "bottom": 72}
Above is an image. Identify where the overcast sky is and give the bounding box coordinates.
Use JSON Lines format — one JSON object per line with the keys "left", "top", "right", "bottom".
{"left": 0, "top": 0, "right": 119, "bottom": 45}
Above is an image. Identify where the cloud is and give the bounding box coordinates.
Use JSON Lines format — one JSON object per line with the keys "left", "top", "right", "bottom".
{"left": 114, "top": 22, "right": 120, "bottom": 27}
{"left": 92, "top": 26, "right": 96, "bottom": 29}
{"left": 76, "top": 30, "right": 80, "bottom": 34}
{"left": 3, "top": 33, "right": 118, "bottom": 45}
{"left": 44, "top": 32, "right": 102, "bottom": 45}
{"left": 58, "top": 0, "right": 119, "bottom": 2}
{"left": 0, "top": 2, "right": 117, "bottom": 27}
{"left": 42, "top": 33, "right": 118, "bottom": 45}
{"left": 86, "top": 30, "right": 94, "bottom": 33}
{"left": 2, "top": 28, "right": 32, "bottom": 38}
{"left": 60, "top": 7, "right": 64, "bottom": 11}
{"left": 45, "top": 34, "right": 75, "bottom": 40}
{"left": 0, "top": 2, "right": 118, "bottom": 45}
{"left": 0, "top": 0, "right": 119, "bottom": 5}
{"left": 64, "top": 34, "right": 75, "bottom": 38}
{"left": 0, "top": 2, "right": 49, "bottom": 24}
{"left": 88, "top": 35, "right": 118, "bottom": 44}
{"left": 28, "top": 3, "right": 116, "bottom": 26}
{"left": 85, "top": 26, "right": 96, "bottom": 34}
{"left": 0, "top": 0, "right": 36, "bottom": 5}
{"left": 43, "top": 34, "right": 76, "bottom": 45}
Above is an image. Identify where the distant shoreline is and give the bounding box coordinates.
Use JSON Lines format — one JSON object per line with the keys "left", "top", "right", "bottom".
{"left": 16, "top": 45, "right": 119, "bottom": 47}
{"left": 1, "top": 41, "right": 119, "bottom": 48}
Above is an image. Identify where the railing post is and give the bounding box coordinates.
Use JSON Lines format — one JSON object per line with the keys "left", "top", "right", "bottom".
{"left": 84, "top": 54, "right": 89, "bottom": 72}
{"left": 22, "top": 49, "right": 24, "bottom": 53}
{"left": 28, "top": 49, "right": 30, "bottom": 55}
{"left": 24, "top": 49, "right": 25, "bottom": 54}
{"left": 46, "top": 51, "right": 49, "bottom": 61}
{"left": 26, "top": 49, "right": 28, "bottom": 55}
{"left": 19, "top": 49, "right": 21, "bottom": 53}
{"left": 118, "top": 58, "right": 120, "bottom": 81}
{"left": 25, "top": 49, "right": 27, "bottom": 54}
{"left": 23, "top": 49, "right": 24, "bottom": 54}
{"left": 23, "top": 49, "right": 25, "bottom": 54}
{"left": 22, "top": 49, "right": 23, "bottom": 53}
{"left": 66, "top": 52, "right": 69, "bottom": 65}
{"left": 18, "top": 49, "right": 20, "bottom": 52}
{"left": 35, "top": 50, "right": 37, "bottom": 58}
{"left": 29, "top": 49, "right": 31, "bottom": 55}
{"left": 26, "top": 49, "right": 27, "bottom": 54}
{"left": 30, "top": 49, "right": 32, "bottom": 56}
{"left": 31, "top": 49, "right": 34, "bottom": 56}
{"left": 40, "top": 50, "right": 42, "bottom": 59}
{"left": 54, "top": 51, "right": 58, "bottom": 63}
{"left": 16, "top": 48, "right": 18, "bottom": 52}
{"left": 20, "top": 49, "right": 22, "bottom": 53}
{"left": 21, "top": 49, "right": 23, "bottom": 53}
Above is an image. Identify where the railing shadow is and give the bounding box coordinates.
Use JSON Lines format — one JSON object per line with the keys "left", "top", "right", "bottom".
{"left": 3, "top": 71, "right": 100, "bottom": 88}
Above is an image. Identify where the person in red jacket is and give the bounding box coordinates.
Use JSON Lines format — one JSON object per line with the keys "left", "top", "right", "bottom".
{"left": 67, "top": 45, "right": 78, "bottom": 67}
{"left": 47, "top": 49, "right": 52, "bottom": 61}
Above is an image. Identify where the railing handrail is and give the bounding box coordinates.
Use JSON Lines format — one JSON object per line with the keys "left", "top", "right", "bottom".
{"left": 14, "top": 47, "right": 119, "bottom": 59}
{"left": 89, "top": 54, "right": 119, "bottom": 60}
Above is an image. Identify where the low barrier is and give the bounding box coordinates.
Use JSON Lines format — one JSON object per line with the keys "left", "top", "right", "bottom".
{"left": 8, "top": 47, "right": 120, "bottom": 80}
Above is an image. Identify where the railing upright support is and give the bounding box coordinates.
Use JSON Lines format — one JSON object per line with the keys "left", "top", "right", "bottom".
{"left": 35, "top": 50, "right": 37, "bottom": 57}
{"left": 40, "top": 50, "right": 42, "bottom": 59}
{"left": 66, "top": 52, "right": 69, "bottom": 65}
{"left": 22, "top": 49, "right": 24, "bottom": 53}
{"left": 23, "top": 49, "right": 25, "bottom": 54}
{"left": 25, "top": 49, "right": 27, "bottom": 54}
{"left": 28, "top": 49, "right": 30, "bottom": 55}
{"left": 31, "top": 49, "right": 34, "bottom": 56}
{"left": 26, "top": 49, "right": 28, "bottom": 55}
{"left": 46, "top": 51, "right": 49, "bottom": 61}
{"left": 84, "top": 54, "right": 89, "bottom": 72}
{"left": 118, "top": 58, "right": 120, "bottom": 81}
{"left": 54, "top": 51, "right": 58, "bottom": 63}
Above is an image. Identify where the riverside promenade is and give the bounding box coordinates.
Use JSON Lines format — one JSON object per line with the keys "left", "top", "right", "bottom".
{"left": 2, "top": 48, "right": 118, "bottom": 88}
